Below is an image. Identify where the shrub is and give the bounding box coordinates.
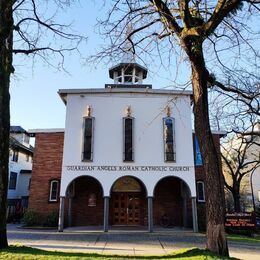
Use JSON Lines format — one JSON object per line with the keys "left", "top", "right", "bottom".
{"left": 45, "top": 211, "right": 59, "bottom": 227}
{"left": 21, "top": 209, "right": 39, "bottom": 226}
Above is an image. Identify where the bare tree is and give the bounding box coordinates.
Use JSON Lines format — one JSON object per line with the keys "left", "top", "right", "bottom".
{"left": 209, "top": 68, "right": 260, "bottom": 134}
{"left": 209, "top": 70, "right": 259, "bottom": 212}
{"left": 222, "top": 124, "right": 260, "bottom": 212}
{"left": 92, "top": 0, "right": 260, "bottom": 256}
{"left": 0, "top": 0, "right": 86, "bottom": 249}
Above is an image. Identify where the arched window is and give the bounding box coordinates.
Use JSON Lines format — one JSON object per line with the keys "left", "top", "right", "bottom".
{"left": 196, "top": 181, "right": 205, "bottom": 202}
{"left": 123, "top": 117, "right": 134, "bottom": 161}
{"left": 49, "top": 180, "right": 59, "bottom": 202}
{"left": 82, "top": 117, "right": 94, "bottom": 161}
{"left": 163, "top": 117, "right": 175, "bottom": 162}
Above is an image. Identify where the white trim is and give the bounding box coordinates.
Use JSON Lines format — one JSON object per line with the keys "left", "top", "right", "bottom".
{"left": 28, "top": 128, "right": 65, "bottom": 134}
{"left": 58, "top": 88, "right": 193, "bottom": 95}
{"left": 58, "top": 88, "right": 193, "bottom": 104}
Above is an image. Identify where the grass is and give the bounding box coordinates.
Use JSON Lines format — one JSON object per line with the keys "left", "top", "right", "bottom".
{"left": 0, "top": 245, "right": 235, "bottom": 260}
{"left": 227, "top": 233, "right": 260, "bottom": 244}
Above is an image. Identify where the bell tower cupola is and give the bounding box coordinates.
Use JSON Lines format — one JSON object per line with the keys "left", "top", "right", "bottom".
{"left": 105, "top": 24, "right": 151, "bottom": 89}
{"left": 109, "top": 62, "right": 147, "bottom": 85}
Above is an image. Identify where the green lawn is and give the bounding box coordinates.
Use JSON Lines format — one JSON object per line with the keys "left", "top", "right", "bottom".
{"left": 227, "top": 234, "right": 260, "bottom": 244}
{"left": 0, "top": 245, "right": 235, "bottom": 260}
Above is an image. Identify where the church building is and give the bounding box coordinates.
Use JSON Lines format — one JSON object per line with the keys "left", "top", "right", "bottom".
{"left": 28, "top": 59, "right": 224, "bottom": 232}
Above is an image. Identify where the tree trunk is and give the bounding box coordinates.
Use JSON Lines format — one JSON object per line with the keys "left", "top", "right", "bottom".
{"left": 187, "top": 40, "right": 229, "bottom": 256}
{"left": 233, "top": 185, "right": 241, "bottom": 212}
{"left": 0, "top": 0, "right": 13, "bottom": 249}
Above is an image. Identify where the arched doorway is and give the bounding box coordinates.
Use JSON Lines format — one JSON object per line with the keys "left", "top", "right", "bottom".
{"left": 153, "top": 176, "right": 192, "bottom": 228}
{"left": 65, "top": 176, "right": 104, "bottom": 227}
{"left": 110, "top": 176, "right": 147, "bottom": 226}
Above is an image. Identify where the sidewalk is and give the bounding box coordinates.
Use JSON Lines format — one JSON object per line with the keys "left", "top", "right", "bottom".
{"left": 7, "top": 224, "right": 260, "bottom": 259}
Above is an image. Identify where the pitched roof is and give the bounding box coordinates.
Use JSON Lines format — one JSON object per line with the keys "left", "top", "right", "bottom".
{"left": 10, "top": 136, "right": 34, "bottom": 154}
{"left": 10, "top": 126, "right": 28, "bottom": 134}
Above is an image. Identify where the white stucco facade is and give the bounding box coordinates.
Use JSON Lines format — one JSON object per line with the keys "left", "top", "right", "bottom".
{"left": 59, "top": 89, "right": 196, "bottom": 198}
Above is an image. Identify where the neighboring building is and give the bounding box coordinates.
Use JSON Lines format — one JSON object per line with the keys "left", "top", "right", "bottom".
{"left": 248, "top": 123, "right": 260, "bottom": 211}
{"left": 28, "top": 61, "right": 224, "bottom": 232}
{"left": 222, "top": 123, "right": 260, "bottom": 212}
{"left": 8, "top": 126, "right": 34, "bottom": 209}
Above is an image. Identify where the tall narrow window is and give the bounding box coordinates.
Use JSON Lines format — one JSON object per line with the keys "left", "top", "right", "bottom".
{"left": 196, "top": 181, "right": 205, "bottom": 202}
{"left": 82, "top": 117, "right": 94, "bottom": 161}
{"left": 123, "top": 117, "right": 134, "bottom": 161}
{"left": 163, "top": 117, "right": 175, "bottom": 162}
{"left": 9, "top": 172, "right": 17, "bottom": 190}
{"left": 49, "top": 180, "right": 59, "bottom": 202}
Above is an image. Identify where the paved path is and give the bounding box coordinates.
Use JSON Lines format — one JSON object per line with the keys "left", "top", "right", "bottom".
{"left": 7, "top": 224, "right": 260, "bottom": 259}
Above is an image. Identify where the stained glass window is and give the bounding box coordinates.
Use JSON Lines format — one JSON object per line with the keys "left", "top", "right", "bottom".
{"left": 163, "top": 117, "right": 175, "bottom": 162}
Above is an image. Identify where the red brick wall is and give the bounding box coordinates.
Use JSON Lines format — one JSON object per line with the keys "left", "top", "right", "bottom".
{"left": 28, "top": 132, "right": 64, "bottom": 223}
{"left": 70, "top": 177, "right": 104, "bottom": 226}
{"left": 153, "top": 178, "right": 192, "bottom": 227}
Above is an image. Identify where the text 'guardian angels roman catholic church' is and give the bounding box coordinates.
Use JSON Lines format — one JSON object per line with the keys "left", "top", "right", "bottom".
{"left": 28, "top": 52, "right": 225, "bottom": 232}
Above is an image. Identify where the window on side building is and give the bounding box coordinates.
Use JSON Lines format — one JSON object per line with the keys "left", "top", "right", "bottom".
{"left": 9, "top": 172, "right": 17, "bottom": 190}
{"left": 12, "top": 150, "right": 19, "bottom": 162}
{"left": 163, "top": 117, "right": 175, "bottom": 162}
{"left": 197, "top": 181, "right": 205, "bottom": 202}
{"left": 82, "top": 117, "right": 94, "bottom": 161}
{"left": 49, "top": 180, "right": 59, "bottom": 202}
{"left": 28, "top": 178, "right": 31, "bottom": 190}
{"left": 123, "top": 117, "right": 134, "bottom": 162}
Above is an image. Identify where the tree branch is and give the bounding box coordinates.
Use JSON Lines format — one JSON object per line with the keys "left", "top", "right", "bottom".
{"left": 204, "top": 0, "right": 242, "bottom": 36}
{"left": 150, "top": 0, "right": 182, "bottom": 35}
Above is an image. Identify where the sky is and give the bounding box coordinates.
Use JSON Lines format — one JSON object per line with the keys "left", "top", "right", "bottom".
{"left": 10, "top": 1, "right": 259, "bottom": 133}
{"left": 10, "top": 1, "right": 185, "bottom": 131}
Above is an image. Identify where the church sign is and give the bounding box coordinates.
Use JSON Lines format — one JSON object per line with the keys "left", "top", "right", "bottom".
{"left": 66, "top": 165, "right": 191, "bottom": 172}
{"left": 225, "top": 213, "right": 256, "bottom": 230}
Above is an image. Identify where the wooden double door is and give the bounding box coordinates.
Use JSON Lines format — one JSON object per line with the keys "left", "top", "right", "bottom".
{"left": 112, "top": 193, "right": 141, "bottom": 225}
